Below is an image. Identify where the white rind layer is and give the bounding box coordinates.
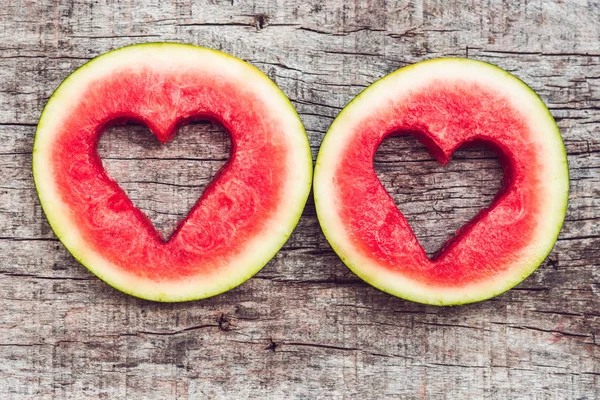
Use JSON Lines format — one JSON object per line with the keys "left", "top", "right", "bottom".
{"left": 314, "top": 58, "right": 569, "bottom": 305}
{"left": 33, "top": 43, "right": 313, "bottom": 302}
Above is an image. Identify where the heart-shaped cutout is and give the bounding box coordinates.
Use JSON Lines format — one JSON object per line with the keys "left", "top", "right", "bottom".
{"left": 98, "top": 120, "right": 231, "bottom": 241}
{"left": 375, "top": 133, "right": 503, "bottom": 259}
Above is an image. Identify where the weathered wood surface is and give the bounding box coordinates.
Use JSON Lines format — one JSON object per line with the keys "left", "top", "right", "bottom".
{"left": 1, "top": 1, "right": 599, "bottom": 398}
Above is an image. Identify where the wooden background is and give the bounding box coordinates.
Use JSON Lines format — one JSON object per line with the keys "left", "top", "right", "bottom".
{"left": 1, "top": 1, "right": 599, "bottom": 398}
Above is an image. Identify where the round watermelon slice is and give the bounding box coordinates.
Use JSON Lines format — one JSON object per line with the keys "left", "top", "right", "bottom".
{"left": 33, "top": 43, "right": 312, "bottom": 301}
{"left": 314, "top": 58, "right": 569, "bottom": 305}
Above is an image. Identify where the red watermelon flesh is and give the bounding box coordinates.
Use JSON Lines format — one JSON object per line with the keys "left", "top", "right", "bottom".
{"left": 34, "top": 44, "right": 313, "bottom": 301}
{"left": 314, "top": 58, "right": 569, "bottom": 305}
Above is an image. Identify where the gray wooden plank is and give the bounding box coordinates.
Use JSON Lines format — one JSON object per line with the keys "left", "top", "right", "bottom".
{"left": 0, "top": 0, "right": 599, "bottom": 398}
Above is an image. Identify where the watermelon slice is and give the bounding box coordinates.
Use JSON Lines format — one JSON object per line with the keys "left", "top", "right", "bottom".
{"left": 33, "top": 43, "right": 312, "bottom": 301}
{"left": 314, "top": 58, "right": 569, "bottom": 305}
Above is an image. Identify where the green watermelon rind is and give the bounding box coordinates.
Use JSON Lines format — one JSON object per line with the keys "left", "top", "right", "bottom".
{"left": 314, "top": 58, "right": 569, "bottom": 306}
{"left": 33, "top": 43, "right": 313, "bottom": 302}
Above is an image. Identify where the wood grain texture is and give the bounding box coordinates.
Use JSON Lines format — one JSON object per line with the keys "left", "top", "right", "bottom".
{"left": 1, "top": 0, "right": 599, "bottom": 398}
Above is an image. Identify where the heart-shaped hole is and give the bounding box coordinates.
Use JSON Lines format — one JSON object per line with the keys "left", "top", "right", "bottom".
{"left": 97, "top": 120, "right": 231, "bottom": 241}
{"left": 375, "top": 134, "right": 504, "bottom": 259}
